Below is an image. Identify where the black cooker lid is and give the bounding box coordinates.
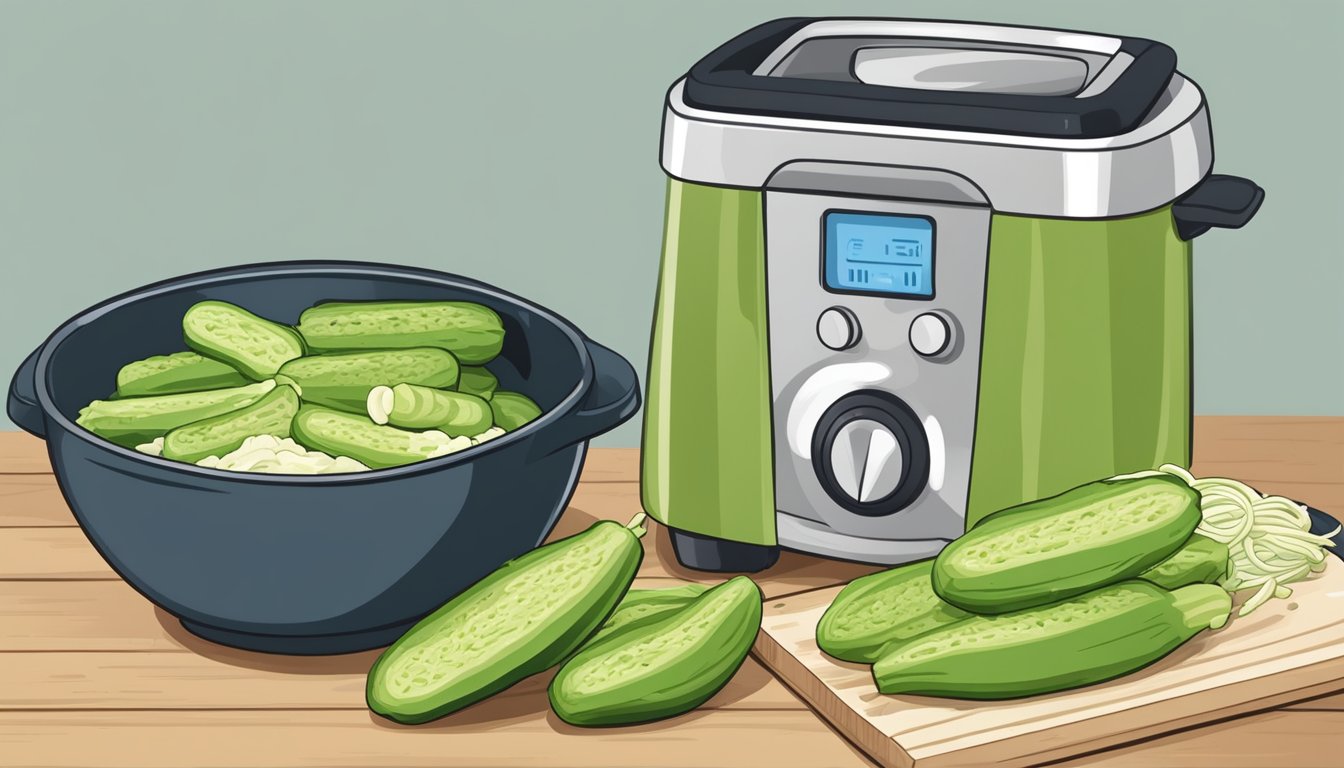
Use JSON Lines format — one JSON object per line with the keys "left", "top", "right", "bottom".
{"left": 683, "top": 18, "right": 1178, "bottom": 139}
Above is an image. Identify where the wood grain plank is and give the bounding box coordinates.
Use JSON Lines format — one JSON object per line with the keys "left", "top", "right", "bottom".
{"left": 0, "top": 648, "right": 798, "bottom": 713}
{"left": 0, "top": 474, "right": 70, "bottom": 526}
{"left": 0, "top": 528, "right": 111, "bottom": 579}
{"left": 1193, "top": 416, "right": 1344, "bottom": 462}
{"left": 753, "top": 560, "right": 1344, "bottom": 768}
{"left": 1191, "top": 415, "right": 1344, "bottom": 512}
{"left": 0, "top": 650, "right": 368, "bottom": 710}
{"left": 0, "top": 709, "right": 875, "bottom": 768}
{"left": 1051, "top": 709, "right": 1344, "bottom": 768}
{"left": 0, "top": 431, "right": 50, "bottom": 473}
{"left": 0, "top": 581, "right": 182, "bottom": 652}
{"left": 575, "top": 446, "right": 638, "bottom": 483}
{"left": 1284, "top": 689, "right": 1344, "bottom": 711}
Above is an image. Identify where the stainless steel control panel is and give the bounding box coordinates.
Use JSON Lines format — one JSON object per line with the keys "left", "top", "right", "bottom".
{"left": 764, "top": 162, "right": 991, "bottom": 564}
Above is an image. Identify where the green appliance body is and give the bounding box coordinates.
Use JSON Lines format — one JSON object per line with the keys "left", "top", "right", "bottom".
{"left": 642, "top": 18, "right": 1262, "bottom": 571}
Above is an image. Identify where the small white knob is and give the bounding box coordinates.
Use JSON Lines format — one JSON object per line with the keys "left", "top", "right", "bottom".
{"left": 909, "top": 312, "right": 953, "bottom": 358}
{"left": 817, "top": 307, "right": 861, "bottom": 351}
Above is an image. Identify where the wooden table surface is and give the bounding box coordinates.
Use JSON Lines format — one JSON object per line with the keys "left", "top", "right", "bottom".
{"left": 2, "top": 416, "right": 1341, "bottom": 767}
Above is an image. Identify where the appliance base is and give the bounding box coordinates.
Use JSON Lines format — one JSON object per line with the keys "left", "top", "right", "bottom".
{"left": 669, "top": 528, "right": 781, "bottom": 573}
{"left": 179, "top": 619, "right": 412, "bottom": 656}
{"left": 776, "top": 511, "right": 951, "bottom": 565}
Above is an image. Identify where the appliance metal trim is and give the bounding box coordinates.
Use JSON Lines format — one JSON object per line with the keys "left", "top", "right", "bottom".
{"left": 776, "top": 510, "right": 953, "bottom": 564}
{"left": 660, "top": 75, "right": 1213, "bottom": 219}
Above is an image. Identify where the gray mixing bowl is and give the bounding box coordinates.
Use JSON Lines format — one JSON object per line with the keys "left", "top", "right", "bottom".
{"left": 7, "top": 261, "right": 639, "bottom": 654}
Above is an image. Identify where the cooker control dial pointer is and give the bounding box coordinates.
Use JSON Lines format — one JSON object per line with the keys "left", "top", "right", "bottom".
{"left": 817, "top": 307, "right": 861, "bottom": 351}
{"left": 829, "top": 419, "right": 905, "bottom": 503}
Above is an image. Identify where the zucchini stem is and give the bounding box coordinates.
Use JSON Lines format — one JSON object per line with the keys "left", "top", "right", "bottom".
{"left": 626, "top": 512, "right": 649, "bottom": 539}
{"left": 1170, "top": 584, "right": 1232, "bottom": 631}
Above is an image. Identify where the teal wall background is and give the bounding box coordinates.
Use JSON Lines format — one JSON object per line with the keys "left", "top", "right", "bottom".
{"left": 2, "top": 1, "right": 1340, "bottom": 445}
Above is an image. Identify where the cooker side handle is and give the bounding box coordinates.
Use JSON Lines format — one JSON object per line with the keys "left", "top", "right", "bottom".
{"left": 7, "top": 347, "right": 46, "bottom": 438}
{"left": 1172, "top": 174, "right": 1265, "bottom": 240}
{"left": 534, "top": 339, "right": 640, "bottom": 456}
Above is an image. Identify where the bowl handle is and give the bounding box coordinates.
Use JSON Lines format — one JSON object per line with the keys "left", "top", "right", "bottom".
{"left": 7, "top": 346, "right": 46, "bottom": 438}
{"left": 534, "top": 339, "right": 640, "bottom": 456}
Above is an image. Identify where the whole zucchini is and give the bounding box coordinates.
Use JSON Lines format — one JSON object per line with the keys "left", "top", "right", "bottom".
{"left": 76, "top": 380, "right": 276, "bottom": 447}
{"left": 456, "top": 366, "right": 498, "bottom": 400}
{"left": 161, "top": 385, "right": 300, "bottom": 463}
{"left": 584, "top": 583, "right": 707, "bottom": 648}
{"left": 183, "top": 300, "right": 305, "bottom": 380}
{"left": 549, "top": 575, "right": 762, "bottom": 726}
{"left": 933, "top": 476, "right": 1201, "bottom": 613}
{"left": 1138, "top": 535, "right": 1230, "bottom": 590}
{"left": 292, "top": 406, "right": 457, "bottom": 469}
{"left": 277, "top": 348, "right": 459, "bottom": 413}
{"left": 816, "top": 559, "right": 968, "bottom": 664}
{"left": 490, "top": 391, "right": 542, "bottom": 430}
{"left": 297, "top": 301, "right": 504, "bottom": 365}
{"left": 366, "top": 516, "right": 647, "bottom": 724}
{"left": 874, "top": 581, "right": 1231, "bottom": 699}
{"left": 115, "top": 351, "right": 249, "bottom": 397}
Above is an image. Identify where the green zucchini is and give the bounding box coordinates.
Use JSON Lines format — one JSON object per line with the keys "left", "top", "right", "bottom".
{"left": 115, "top": 351, "right": 249, "bottom": 397}
{"left": 549, "top": 575, "right": 762, "bottom": 726}
{"left": 456, "top": 366, "right": 498, "bottom": 400}
{"left": 76, "top": 380, "right": 277, "bottom": 447}
{"left": 933, "top": 476, "right": 1201, "bottom": 613}
{"left": 183, "top": 301, "right": 304, "bottom": 380}
{"left": 490, "top": 391, "right": 542, "bottom": 431}
{"left": 816, "top": 559, "right": 969, "bottom": 664}
{"left": 1138, "top": 535, "right": 1230, "bottom": 590}
{"left": 585, "top": 583, "right": 708, "bottom": 648}
{"left": 297, "top": 301, "right": 504, "bottom": 365}
{"left": 367, "top": 383, "right": 493, "bottom": 437}
{"left": 277, "top": 348, "right": 459, "bottom": 413}
{"left": 292, "top": 406, "right": 457, "bottom": 468}
{"left": 161, "top": 385, "right": 300, "bottom": 463}
{"left": 873, "top": 581, "right": 1231, "bottom": 699}
{"left": 367, "top": 515, "right": 647, "bottom": 724}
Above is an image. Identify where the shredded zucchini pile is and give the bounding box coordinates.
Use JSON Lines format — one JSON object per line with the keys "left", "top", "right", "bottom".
{"left": 1117, "top": 464, "right": 1338, "bottom": 616}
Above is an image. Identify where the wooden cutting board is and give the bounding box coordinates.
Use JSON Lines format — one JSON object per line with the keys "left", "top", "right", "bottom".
{"left": 754, "top": 560, "right": 1344, "bottom": 768}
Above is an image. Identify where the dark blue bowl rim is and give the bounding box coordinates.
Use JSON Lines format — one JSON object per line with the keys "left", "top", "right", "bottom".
{"left": 31, "top": 260, "right": 595, "bottom": 485}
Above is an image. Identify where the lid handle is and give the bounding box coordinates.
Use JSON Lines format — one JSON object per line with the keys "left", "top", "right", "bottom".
{"left": 1172, "top": 175, "right": 1265, "bottom": 240}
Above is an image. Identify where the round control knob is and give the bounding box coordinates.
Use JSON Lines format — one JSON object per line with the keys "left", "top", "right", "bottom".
{"left": 817, "top": 307, "right": 861, "bottom": 351}
{"left": 811, "top": 391, "right": 930, "bottom": 517}
{"left": 909, "top": 312, "right": 954, "bottom": 358}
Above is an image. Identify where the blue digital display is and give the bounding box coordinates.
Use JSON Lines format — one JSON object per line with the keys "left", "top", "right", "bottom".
{"left": 824, "top": 212, "right": 934, "bottom": 297}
